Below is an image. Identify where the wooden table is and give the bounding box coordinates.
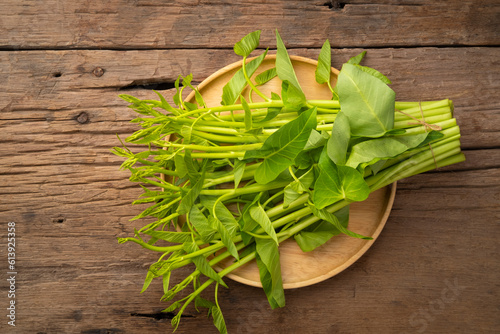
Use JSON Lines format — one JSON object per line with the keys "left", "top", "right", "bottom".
{"left": 1, "top": 1, "right": 498, "bottom": 333}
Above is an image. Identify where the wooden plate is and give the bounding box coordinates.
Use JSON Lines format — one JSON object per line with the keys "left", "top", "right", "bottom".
{"left": 186, "top": 55, "right": 397, "bottom": 289}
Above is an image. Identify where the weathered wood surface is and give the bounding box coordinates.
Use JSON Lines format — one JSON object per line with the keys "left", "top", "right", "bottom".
{"left": 1, "top": 1, "right": 499, "bottom": 333}
{"left": 0, "top": 0, "right": 499, "bottom": 49}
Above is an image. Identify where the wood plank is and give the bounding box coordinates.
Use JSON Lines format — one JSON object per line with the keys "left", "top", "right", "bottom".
{"left": 0, "top": 0, "right": 498, "bottom": 49}
{"left": 1, "top": 47, "right": 498, "bottom": 332}
{"left": 1, "top": 47, "right": 499, "bottom": 150}
{"left": 0, "top": 166, "right": 497, "bottom": 333}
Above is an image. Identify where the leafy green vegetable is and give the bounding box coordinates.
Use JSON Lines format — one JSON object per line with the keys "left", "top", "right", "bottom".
{"left": 114, "top": 29, "right": 465, "bottom": 334}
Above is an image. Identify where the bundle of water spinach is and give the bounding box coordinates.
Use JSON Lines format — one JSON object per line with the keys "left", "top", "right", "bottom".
{"left": 114, "top": 30, "right": 465, "bottom": 333}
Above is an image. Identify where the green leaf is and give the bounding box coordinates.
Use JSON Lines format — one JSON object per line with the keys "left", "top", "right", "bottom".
{"left": 281, "top": 80, "right": 306, "bottom": 112}
{"left": 283, "top": 167, "right": 314, "bottom": 208}
{"left": 188, "top": 205, "right": 217, "bottom": 242}
{"left": 154, "top": 90, "right": 179, "bottom": 115}
{"left": 173, "top": 75, "right": 182, "bottom": 106}
{"left": 355, "top": 64, "right": 392, "bottom": 84}
{"left": 184, "top": 150, "right": 200, "bottom": 184}
{"left": 315, "top": 39, "right": 331, "bottom": 85}
{"left": 183, "top": 241, "right": 228, "bottom": 288}
{"left": 180, "top": 125, "right": 193, "bottom": 143}
{"left": 249, "top": 204, "right": 278, "bottom": 244}
{"left": 346, "top": 131, "right": 443, "bottom": 169}
{"left": 294, "top": 206, "right": 349, "bottom": 252}
{"left": 337, "top": 63, "right": 395, "bottom": 137}
{"left": 209, "top": 216, "right": 239, "bottom": 261}
{"left": 200, "top": 196, "right": 239, "bottom": 237}
{"left": 177, "top": 169, "right": 205, "bottom": 215}
{"left": 309, "top": 204, "right": 371, "bottom": 240}
{"left": 313, "top": 150, "right": 370, "bottom": 209}
{"left": 140, "top": 270, "right": 155, "bottom": 293}
{"left": 245, "top": 107, "right": 317, "bottom": 184}
{"left": 181, "top": 74, "right": 206, "bottom": 107}
{"left": 327, "top": 111, "right": 351, "bottom": 165}
{"left": 174, "top": 154, "right": 188, "bottom": 178}
{"left": 221, "top": 50, "right": 268, "bottom": 106}
{"left": 241, "top": 95, "right": 253, "bottom": 131}
{"left": 211, "top": 306, "right": 228, "bottom": 334}
{"left": 347, "top": 51, "right": 367, "bottom": 65}
{"left": 255, "top": 238, "right": 285, "bottom": 309}
{"left": 234, "top": 30, "right": 261, "bottom": 57}
{"left": 256, "top": 67, "right": 277, "bottom": 85}
{"left": 233, "top": 159, "right": 246, "bottom": 189}
{"left": 275, "top": 30, "right": 305, "bottom": 101}
{"left": 304, "top": 129, "right": 329, "bottom": 151}
{"left": 143, "top": 230, "right": 193, "bottom": 244}
{"left": 239, "top": 194, "right": 262, "bottom": 244}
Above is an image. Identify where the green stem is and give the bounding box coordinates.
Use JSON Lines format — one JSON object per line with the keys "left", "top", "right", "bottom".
{"left": 242, "top": 55, "right": 271, "bottom": 102}
{"left": 159, "top": 142, "right": 262, "bottom": 152}
{"left": 200, "top": 181, "right": 290, "bottom": 196}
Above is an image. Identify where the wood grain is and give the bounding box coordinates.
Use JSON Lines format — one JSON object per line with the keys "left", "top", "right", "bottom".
{"left": 0, "top": 1, "right": 498, "bottom": 333}
{"left": 1, "top": 0, "right": 498, "bottom": 49}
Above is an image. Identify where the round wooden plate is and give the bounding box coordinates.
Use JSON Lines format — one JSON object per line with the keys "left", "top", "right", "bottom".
{"left": 186, "top": 55, "right": 397, "bottom": 289}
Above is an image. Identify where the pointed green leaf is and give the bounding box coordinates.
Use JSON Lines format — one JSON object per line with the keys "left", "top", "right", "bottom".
{"left": 304, "top": 129, "right": 329, "bottom": 151}
{"left": 183, "top": 241, "right": 228, "bottom": 288}
{"left": 283, "top": 167, "right": 314, "bottom": 208}
{"left": 177, "top": 169, "right": 205, "bottom": 215}
{"left": 250, "top": 204, "right": 278, "bottom": 244}
{"left": 256, "top": 67, "right": 277, "bottom": 85}
{"left": 221, "top": 50, "right": 268, "bottom": 106}
{"left": 255, "top": 238, "right": 285, "bottom": 309}
{"left": 209, "top": 216, "right": 239, "bottom": 260}
{"left": 355, "top": 64, "right": 392, "bottom": 84}
{"left": 315, "top": 39, "right": 331, "bottom": 85}
{"left": 309, "top": 204, "right": 371, "bottom": 239}
{"left": 347, "top": 51, "right": 367, "bottom": 65}
{"left": 281, "top": 80, "right": 306, "bottom": 112}
{"left": 275, "top": 30, "right": 305, "bottom": 101}
{"left": 233, "top": 159, "right": 246, "bottom": 189}
{"left": 327, "top": 111, "right": 351, "bottom": 165}
{"left": 143, "top": 230, "right": 193, "bottom": 244}
{"left": 200, "top": 196, "right": 239, "bottom": 237}
{"left": 234, "top": 30, "right": 261, "bottom": 57}
{"left": 346, "top": 131, "right": 443, "bottom": 169}
{"left": 188, "top": 205, "right": 216, "bottom": 242}
{"left": 245, "top": 107, "right": 317, "bottom": 184}
{"left": 211, "top": 306, "right": 228, "bottom": 334}
{"left": 294, "top": 206, "right": 350, "bottom": 252}
{"left": 241, "top": 95, "right": 253, "bottom": 131}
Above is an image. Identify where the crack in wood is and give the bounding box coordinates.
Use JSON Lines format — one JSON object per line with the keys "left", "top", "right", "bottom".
{"left": 130, "top": 311, "right": 194, "bottom": 320}
{"left": 119, "top": 80, "right": 177, "bottom": 91}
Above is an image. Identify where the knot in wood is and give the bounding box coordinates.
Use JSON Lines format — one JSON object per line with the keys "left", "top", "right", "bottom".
{"left": 92, "top": 67, "right": 105, "bottom": 77}
{"left": 76, "top": 111, "right": 90, "bottom": 124}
